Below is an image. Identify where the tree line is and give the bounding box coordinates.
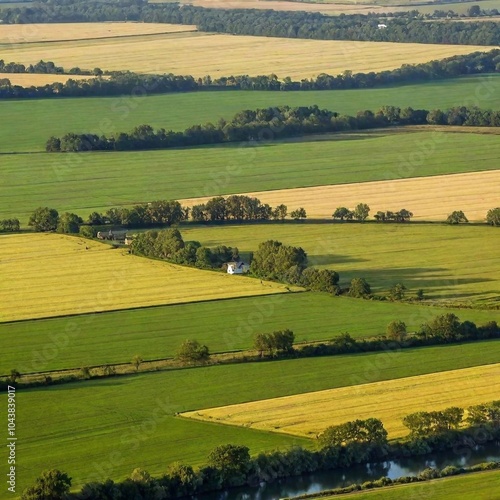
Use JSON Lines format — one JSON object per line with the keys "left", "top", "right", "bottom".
{"left": 21, "top": 401, "right": 500, "bottom": 499}
{"left": 3, "top": 0, "right": 500, "bottom": 46}
{"left": 1, "top": 49, "right": 500, "bottom": 99}
{"left": 46, "top": 104, "right": 500, "bottom": 153}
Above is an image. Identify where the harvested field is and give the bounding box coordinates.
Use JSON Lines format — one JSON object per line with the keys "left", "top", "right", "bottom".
{"left": 0, "top": 72, "right": 93, "bottom": 85}
{"left": 182, "top": 170, "right": 500, "bottom": 222}
{"left": 0, "top": 233, "right": 290, "bottom": 322}
{"left": 181, "top": 363, "right": 500, "bottom": 439}
{"left": 0, "top": 30, "right": 487, "bottom": 78}
{"left": 0, "top": 22, "right": 197, "bottom": 44}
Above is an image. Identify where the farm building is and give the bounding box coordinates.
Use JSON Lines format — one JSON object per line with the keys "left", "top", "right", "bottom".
{"left": 96, "top": 230, "right": 127, "bottom": 242}
{"left": 226, "top": 261, "right": 250, "bottom": 274}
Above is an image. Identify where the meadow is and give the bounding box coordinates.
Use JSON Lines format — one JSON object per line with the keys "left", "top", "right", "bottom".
{"left": 183, "top": 169, "right": 500, "bottom": 222}
{"left": 2, "top": 130, "right": 500, "bottom": 224}
{"left": 2, "top": 74, "right": 499, "bottom": 153}
{"left": 5, "top": 339, "right": 500, "bottom": 492}
{"left": 0, "top": 28, "right": 486, "bottom": 78}
{"left": 3, "top": 292, "right": 500, "bottom": 374}
{"left": 0, "top": 233, "right": 287, "bottom": 322}
{"left": 182, "top": 363, "right": 500, "bottom": 439}
{"left": 183, "top": 222, "right": 500, "bottom": 306}
{"left": 322, "top": 470, "right": 500, "bottom": 500}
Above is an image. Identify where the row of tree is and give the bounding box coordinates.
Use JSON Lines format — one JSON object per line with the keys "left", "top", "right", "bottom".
{"left": 3, "top": 1, "right": 499, "bottom": 46}
{"left": 46, "top": 104, "right": 500, "bottom": 153}
{"left": 2, "top": 49, "right": 500, "bottom": 99}
{"left": 332, "top": 204, "right": 414, "bottom": 223}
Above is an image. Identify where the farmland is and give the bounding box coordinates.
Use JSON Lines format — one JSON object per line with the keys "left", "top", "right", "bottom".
{"left": 0, "top": 233, "right": 288, "bottom": 322}
{"left": 2, "top": 130, "right": 500, "bottom": 224}
{"left": 4, "top": 339, "right": 500, "bottom": 492}
{"left": 320, "top": 470, "right": 500, "bottom": 500}
{"left": 1, "top": 28, "right": 487, "bottom": 78}
{"left": 181, "top": 363, "right": 500, "bottom": 439}
{"left": 2, "top": 74, "right": 499, "bottom": 153}
{"left": 2, "top": 292, "right": 500, "bottom": 374}
{"left": 0, "top": 72, "right": 92, "bottom": 85}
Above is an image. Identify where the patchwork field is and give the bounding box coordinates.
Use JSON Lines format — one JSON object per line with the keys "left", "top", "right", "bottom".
{"left": 2, "top": 74, "right": 499, "bottom": 153}
{"left": 1, "top": 29, "right": 487, "bottom": 78}
{"left": 0, "top": 233, "right": 288, "bottom": 322}
{"left": 4, "top": 339, "right": 500, "bottom": 492}
{"left": 3, "top": 292, "right": 499, "bottom": 374}
{"left": 0, "top": 22, "right": 197, "bottom": 44}
{"left": 181, "top": 364, "right": 500, "bottom": 439}
{"left": 321, "top": 470, "right": 500, "bottom": 500}
{"left": 2, "top": 130, "right": 500, "bottom": 224}
{"left": 0, "top": 72, "right": 93, "bottom": 85}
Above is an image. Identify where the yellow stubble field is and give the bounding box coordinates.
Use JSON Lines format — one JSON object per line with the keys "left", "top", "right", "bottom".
{"left": 0, "top": 73, "right": 94, "bottom": 86}
{"left": 0, "top": 25, "right": 488, "bottom": 78}
{"left": 0, "top": 233, "right": 290, "bottom": 322}
{"left": 181, "top": 363, "right": 500, "bottom": 439}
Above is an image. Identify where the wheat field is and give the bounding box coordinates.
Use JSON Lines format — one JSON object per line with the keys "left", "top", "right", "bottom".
{"left": 0, "top": 73, "right": 94, "bottom": 86}
{"left": 0, "top": 234, "right": 289, "bottom": 322}
{"left": 0, "top": 22, "right": 197, "bottom": 44}
{"left": 181, "top": 363, "right": 500, "bottom": 439}
{"left": 0, "top": 28, "right": 487, "bottom": 78}
{"left": 181, "top": 169, "right": 500, "bottom": 222}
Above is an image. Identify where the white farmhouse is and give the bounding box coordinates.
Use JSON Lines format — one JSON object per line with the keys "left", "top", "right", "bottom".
{"left": 226, "top": 261, "right": 250, "bottom": 274}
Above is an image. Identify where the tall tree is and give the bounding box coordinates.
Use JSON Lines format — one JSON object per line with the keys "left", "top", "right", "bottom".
{"left": 28, "top": 207, "right": 59, "bottom": 232}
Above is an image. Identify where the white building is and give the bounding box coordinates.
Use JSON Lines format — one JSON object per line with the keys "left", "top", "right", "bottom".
{"left": 227, "top": 261, "right": 250, "bottom": 274}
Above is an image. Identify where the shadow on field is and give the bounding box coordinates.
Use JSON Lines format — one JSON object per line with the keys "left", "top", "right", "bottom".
{"left": 308, "top": 254, "right": 369, "bottom": 266}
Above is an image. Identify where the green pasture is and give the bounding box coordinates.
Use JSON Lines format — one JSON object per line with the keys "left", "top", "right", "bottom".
{"left": 324, "top": 470, "right": 500, "bottom": 500}
{"left": 2, "top": 130, "right": 500, "bottom": 223}
{"left": 182, "top": 223, "right": 500, "bottom": 306}
{"left": 6, "top": 339, "right": 500, "bottom": 493}
{"left": 2, "top": 292, "right": 500, "bottom": 374}
{"left": 1, "top": 74, "right": 499, "bottom": 153}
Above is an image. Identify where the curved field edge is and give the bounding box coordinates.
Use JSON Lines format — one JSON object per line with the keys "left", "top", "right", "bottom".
{"left": 2, "top": 292, "right": 500, "bottom": 374}
{"left": 180, "top": 363, "right": 500, "bottom": 439}
{"left": 0, "top": 233, "right": 291, "bottom": 322}
{"left": 316, "top": 469, "right": 500, "bottom": 500}
{"left": 2, "top": 131, "right": 500, "bottom": 224}
{"left": 5, "top": 339, "right": 500, "bottom": 492}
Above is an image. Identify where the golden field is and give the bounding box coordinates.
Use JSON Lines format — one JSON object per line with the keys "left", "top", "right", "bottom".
{"left": 181, "top": 169, "right": 500, "bottom": 222}
{"left": 0, "top": 73, "right": 93, "bottom": 86}
{"left": 0, "top": 234, "right": 290, "bottom": 322}
{"left": 0, "top": 26, "right": 488, "bottom": 78}
{"left": 181, "top": 363, "right": 500, "bottom": 439}
{"left": 0, "top": 22, "right": 197, "bottom": 44}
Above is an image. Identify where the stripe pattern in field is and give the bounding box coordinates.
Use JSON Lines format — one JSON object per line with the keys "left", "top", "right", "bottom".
{"left": 181, "top": 363, "right": 500, "bottom": 439}
{"left": 182, "top": 170, "right": 500, "bottom": 222}
{"left": 0, "top": 234, "right": 291, "bottom": 322}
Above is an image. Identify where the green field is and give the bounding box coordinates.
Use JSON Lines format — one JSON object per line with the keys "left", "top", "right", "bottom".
{"left": 6, "top": 339, "right": 500, "bottom": 493}
{"left": 3, "top": 292, "right": 500, "bottom": 374}
{"left": 2, "top": 74, "right": 499, "bottom": 154}
{"left": 182, "top": 223, "right": 500, "bottom": 306}
{"left": 2, "top": 130, "right": 500, "bottom": 223}
{"left": 321, "top": 470, "right": 500, "bottom": 500}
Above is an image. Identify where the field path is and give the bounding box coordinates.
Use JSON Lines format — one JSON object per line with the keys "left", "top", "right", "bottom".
{"left": 181, "top": 170, "right": 500, "bottom": 222}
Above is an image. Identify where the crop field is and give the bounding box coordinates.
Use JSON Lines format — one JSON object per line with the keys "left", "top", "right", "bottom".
{"left": 2, "top": 130, "right": 500, "bottom": 224}
{"left": 0, "top": 72, "right": 93, "bottom": 85}
{"left": 0, "top": 22, "right": 197, "bottom": 44}
{"left": 1, "top": 29, "right": 487, "bottom": 79}
{"left": 2, "top": 74, "right": 499, "bottom": 153}
{"left": 183, "top": 222, "right": 500, "bottom": 306}
{"left": 4, "top": 339, "right": 500, "bottom": 492}
{"left": 181, "top": 364, "right": 500, "bottom": 439}
{"left": 3, "top": 292, "right": 499, "bottom": 374}
{"left": 183, "top": 169, "right": 500, "bottom": 223}
{"left": 323, "top": 470, "right": 500, "bottom": 500}
{"left": 0, "top": 233, "right": 288, "bottom": 322}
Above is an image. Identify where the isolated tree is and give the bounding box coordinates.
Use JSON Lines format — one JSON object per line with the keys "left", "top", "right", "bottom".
{"left": 131, "top": 355, "right": 143, "bottom": 372}
{"left": 348, "top": 278, "right": 371, "bottom": 298}
{"left": 176, "top": 340, "right": 210, "bottom": 364}
{"left": 353, "top": 203, "right": 370, "bottom": 222}
{"left": 467, "top": 4, "right": 481, "bottom": 16}
{"left": 290, "top": 207, "right": 307, "bottom": 220}
{"left": 446, "top": 210, "right": 468, "bottom": 224}
{"left": 486, "top": 207, "right": 500, "bottom": 226}
{"left": 56, "top": 212, "right": 82, "bottom": 234}
{"left": 28, "top": 207, "right": 59, "bottom": 232}
{"left": 389, "top": 283, "right": 406, "bottom": 301}
{"left": 21, "top": 469, "right": 71, "bottom": 500}
{"left": 272, "top": 204, "right": 288, "bottom": 221}
{"left": 332, "top": 207, "right": 353, "bottom": 221}
{"left": 416, "top": 289, "right": 425, "bottom": 301}
{"left": 386, "top": 320, "right": 407, "bottom": 341}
